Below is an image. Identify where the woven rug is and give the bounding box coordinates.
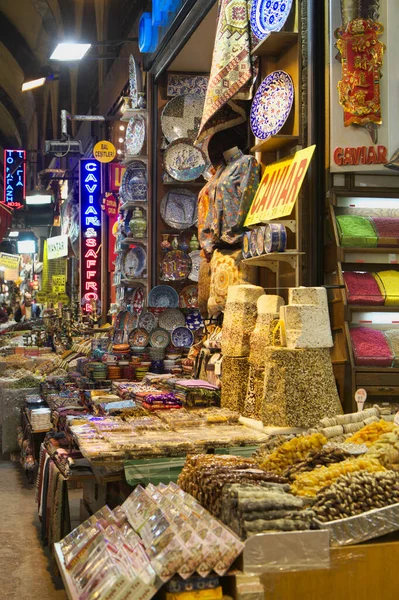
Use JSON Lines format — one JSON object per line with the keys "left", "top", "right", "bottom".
{"left": 198, "top": 0, "right": 255, "bottom": 141}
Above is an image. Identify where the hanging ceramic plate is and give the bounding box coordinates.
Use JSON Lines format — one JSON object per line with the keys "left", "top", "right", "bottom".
{"left": 125, "top": 114, "right": 146, "bottom": 156}
{"left": 188, "top": 250, "right": 201, "bottom": 282}
{"left": 129, "top": 55, "right": 138, "bottom": 109}
{"left": 148, "top": 285, "right": 179, "bottom": 308}
{"left": 179, "top": 285, "right": 199, "bottom": 309}
{"left": 172, "top": 326, "right": 194, "bottom": 348}
{"left": 132, "top": 285, "right": 146, "bottom": 314}
{"left": 250, "top": 0, "right": 293, "bottom": 40}
{"left": 164, "top": 138, "right": 206, "bottom": 182}
{"left": 149, "top": 327, "right": 171, "bottom": 349}
{"left": 160, "top": 250, "right": 192, "bottom": 282}
{"left": 159, "top": 308, "right": 186, "bottom": 331}
{"left": 122, "top": 245, "right": 147, "bottom": 279}
{"left": 186, "top": 309, "right": 204, "bottom": 331}
{"left": 129, "top": 328, "right": 149, "bottom": 348}
{"left": 161, "top": 93, "right": 205, "bottom": 143}
{"left": 125, "top": 311, "right": 138, "bottom": 332}
{"left": 160, "top": 189, "right": 198, "bottom": 230}
{"left": 250, "top": 70, "right": 294, "bottom": 140}
{"left": 120, "top": 160, "right": 147, "bottom": 203}
{"left": 139, "top": 310, "right": 158, "bottom": 332}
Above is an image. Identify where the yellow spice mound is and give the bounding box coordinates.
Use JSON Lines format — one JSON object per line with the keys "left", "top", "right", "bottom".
{"left": 291, "top": 457, "right": 385, "bottom": 497}
{"left": 347, "top": 420, "right": 397, "bottom": 447}
{"left": 260, "top": 433, "right": 327, "bottom": 475}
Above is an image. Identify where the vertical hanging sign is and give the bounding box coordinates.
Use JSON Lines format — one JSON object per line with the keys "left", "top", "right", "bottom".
{"left": 79, "top": 159, "right": 102, "bottom": 314}
{"left": 2, "top": 149, "right": 26, "bottom": 209}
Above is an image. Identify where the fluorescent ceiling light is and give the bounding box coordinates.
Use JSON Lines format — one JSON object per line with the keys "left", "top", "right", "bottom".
{"left": 8, "top": 231, "right": 19, "bottom": 238}
{"left": 50, "top": 42, "right": 91, "bottom": 61}
{"left": 22, "top": 77, "right": 46, "bottom": 92}
{"left": 26, "top": 194, "right": 52, "bottom": 205}
{"left": 17, "top": 240, "right": 36, "bottom": 254}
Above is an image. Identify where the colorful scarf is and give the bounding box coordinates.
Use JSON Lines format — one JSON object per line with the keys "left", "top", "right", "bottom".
{"left": 197, "top": 0, "right": 256, "bottom": 141}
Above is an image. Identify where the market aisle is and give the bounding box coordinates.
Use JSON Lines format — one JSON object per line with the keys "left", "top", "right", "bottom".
{"left": 0, "top": 461, "right": 66, "bottom": 599}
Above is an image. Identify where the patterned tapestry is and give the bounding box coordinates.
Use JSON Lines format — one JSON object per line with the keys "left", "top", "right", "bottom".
{"left": 197, "top": 0, "right": 256, "bottom": 141}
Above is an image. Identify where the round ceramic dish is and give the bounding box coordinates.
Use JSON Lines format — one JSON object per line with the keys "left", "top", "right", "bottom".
{"left": 138, "top": 310, "right": 158, "bottom": 332}
{"left": 158, "top": 308, "right": 186, "bottom": 331}
{"left": 149, "top": 328, "right": 171, "bottom": 348}
{"left": 129, "top": 328, "right": 149, "bottom": 348}
{"left": 148, "top": 285, "right": 179, "bottom": 308}
{"left": 122, "top": 245, "right": 147, "bottom": 279}
{"left": 160, "top": 189, "right": 198, "bottom": 230}
{"left": 160, "top": 250, "right": 192, "bottom": 282}
{"left": 125, "top": 114, "right": 146, "bottom": 156}
{"left": 161, "top": 93, "right": 205, "bottom": 143}
{"left": 163, "top": 138, "right": 206, "bottom": 182}
{"left": 250, "top": 70, "right": 294, "bottom": 141}
{"left": 120, "top": 160, "right": 147, "bottom": 203}
{"left": 179, "top": 285, "right": 199, "bottom": 309}
{"left": 188, "top": 250, "right": 201, "bottom": 282}
{"left": 171, "top": 326, "right": 194, "bottom": 348}
{"left": 186, "top": 309, "right": 204, "bottom": 331}
{"left": 250, "top": 0, "right": 293, "bottom": 40}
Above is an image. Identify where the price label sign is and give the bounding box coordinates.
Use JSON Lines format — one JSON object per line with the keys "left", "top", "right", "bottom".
{"left": 52, "top": 275, "right": 66, "bottom": 295}
{"left": 355, "top": 388, "right": 367, "bottom": 412}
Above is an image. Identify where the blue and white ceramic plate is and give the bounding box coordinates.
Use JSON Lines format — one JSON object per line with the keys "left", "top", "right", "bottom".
{"left": 250, "top": 70, "right": 294, "bottom": 140}
{"left": 120, "top": 161, "right": 147, "bottom": 203}
{"left": 186, "top": 310, "right": 204, "bottom": 331}
{"left": 160, "top": 189, "right": 198, "bottom": 230}
{"left": 250, "top": 0, "right": 293, "bottom": 40}
{"left": 148, "top": 285, "right": 179, "bottom": 308}
{"left": 122, "top": 244, "right": 147, "bottom": 279}
{"left": 149, "top": 327, "right": 170, "bottom": 349}
{"left": 164, "top": 138, "right": 206, "bottom": 182}
{"left": 161, "top": 93, "right": 205, "bottom": 143}
{"left": 125, "top": 115, "right": 146, "bottom": 156}
{"left": 159, "top": 308, "right": 186, "bottom": 331}
{"left": 129, "top": 55, "right": 138, "bottom": 109}
{"left": 172, "top": 326, "right": 194, "bottom": 348}
{"left": 188, "top": 250, "right": 201, "bottom": 282}
{"left": 138, "top": 310, "right": 158, "bottom": 332}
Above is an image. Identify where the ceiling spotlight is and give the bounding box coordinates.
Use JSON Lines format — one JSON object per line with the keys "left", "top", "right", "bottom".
{"left": 119, "top": 125, "right": 125, "bottom": 131}
{"left": 50, "top": 42, "right": 92, "bottom": 61}
{"left": 117, "top": 149, "right": 122, "bottom": 155}
{"left": 22, "top": 77, "right": 46, "bottom": 92}
{"left": 118, "top": 137, "right": 124, "bottom": 143}
{"left": 8, "top": 231, "right": 19, "bottom": 238}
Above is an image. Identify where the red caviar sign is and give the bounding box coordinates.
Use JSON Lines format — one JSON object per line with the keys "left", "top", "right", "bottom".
{"left": 245, "top": 145, "right": 315, "bottom": 226}
{"left": 333, "top": 145, "right": 387, "bottom": 167}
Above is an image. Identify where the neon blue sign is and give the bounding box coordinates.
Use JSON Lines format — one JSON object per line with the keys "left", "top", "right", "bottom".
{"left": 79, "top": 159, "right": 102, "bottom": 315}
{"left": 139, "top": 0, "right": 184, "bottom": 53}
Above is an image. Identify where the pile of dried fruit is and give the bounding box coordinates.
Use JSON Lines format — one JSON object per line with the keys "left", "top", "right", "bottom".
{"left": 313, "top": 470, "right": 399, "bottom": 522}
{"left": 347, "top": 420, "right": 397, "bottom": 447}
{"left": 259, "top": 433, "right": 327, "bottom": 475}
{"left": 283, "top": 446, "right": 352, "bottom": 481}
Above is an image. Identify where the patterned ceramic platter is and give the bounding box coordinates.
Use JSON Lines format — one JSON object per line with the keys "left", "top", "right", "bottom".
{"left": 159, "top": 308, "right": 186, "bottom": 331}
{"left": 122, "top": 245, "right": 147, "bottom": 279}
{"left": 250, "top": 70, "right": 294, "bottom": 140}
{"left": 160, "top": 189, "right": 198, "bottom": 230}
{"left": 171, "top": 326, "right": 194, "bottom": 348}
{"left": 148, "top": 285, "right": 179, "bottom": 308}
{"left": 167, "top": 74, "right": 209, "bottom": 97}
{"left": 125, "top": 115, "right": 146, "bottom": 156}
{"left": 129, "top": 55, "right": 138, "bottom": 109}
{"left": 138, "top": 310, "right": 158, "bottom": 332}
{"left": 129, "top": 327, "right": 149, "bottom": 348}
{"left": 164, "top": 138, "right": 206, "bottom": 182}
{"left": 188, "top": 250, "right": 201, "bottom": 282}
{"left": 250, "top": 0, "right": 293, "bottom": 39}
{"left": 161, "top": 93, "right": 205, "bottom": 143}
{"left": 132, "top": 285, "right": 146, "bottom": 314}
{"left": 120, "top": 161, "right": 147, "bottom": 203}
{"left": 125, "top": 311, "right": 138, "bottom": 332}
{"left": 179, "top": 285, "right": 199, "bottom": 309}
{"left": 160, "top": 250, "right": 192, "bottom": 282}
{"left": 186, "top": 309, "right": 204, "bottom": 331}
{"left": 149, "top": 327, "right": 171, "bottom": 349}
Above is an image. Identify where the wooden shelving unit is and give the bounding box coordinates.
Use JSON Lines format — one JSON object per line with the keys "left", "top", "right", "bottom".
{"left": 251, "top": 135, "right": 299, "bottom": 154}
{"left": 252, "top": 31, "right": 299, "bottom": 58}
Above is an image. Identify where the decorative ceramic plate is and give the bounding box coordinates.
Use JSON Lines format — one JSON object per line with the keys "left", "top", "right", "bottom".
{"left": 164, "top": 138, "right": 206, "bottom": 182}
{"left": 149, "top": 327, "right": 171, "bottom": 348}
{"left": 132, "top": 285, "right": 146, "bottom": 314}
{"left": 161, "top": 250, "right": 192, "bottom": 282}
{"left": 120, "top": 161, "right": 147, "bottom": 203}
{"left": 250, "top": 0, "right": 293, "bottom": 40}
{"left": 160, "top": 189, "right": 198, "bottom": 230}
{"left": 148, "top": 285, "right": 179, "bottom": 308}
{"left": 188, "top": 250, "right": 201, "bottom": 282}
{"left": 125, "top": 115, "right": 146, "bottom": 156}
{"left": 250, "top": 70, "right": 294, "bottom": 140}
{"left": 159, "top": 308, "right": 186, "bottom": 331}
{"left": 125, "top": 311, "right": 138, "bottom": 332}
{"left": 122, "top": 245, "right": 147, "bottom": 279}
{"left": 129, "top": 328, "right": 149, "bottom": 348}
{"left": 138, "top": 310, "right": 158, "bottom": 332}
{"left": 179, "top": 285, "right": 199, "bottom": 309}
{"left": 167, "top": 74, "right": 209, "bottom": 97}
{"left": 129, "top": 55, "right": 138, "bottom": 109}
{"left": 172, "top": 326, "right": 194, "bottom": 348}
{"left": 161, "top": 93, "right": 205, "bottom": 143}
{"left": 186, "top": 309, "right": 204, "bottom": 331}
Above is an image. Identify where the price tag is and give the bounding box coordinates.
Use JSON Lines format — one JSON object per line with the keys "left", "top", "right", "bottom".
{"left": 355, "top": 388, "right": 367, "bottom": 412}
{"left": 215, "top": 357, "right": 223, "bottom": 376}
{"left": 389, "top": 254, "right": 398, "bottom": 264}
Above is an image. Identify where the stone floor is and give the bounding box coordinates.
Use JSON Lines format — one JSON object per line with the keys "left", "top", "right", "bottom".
{"left": 0, "top": 461, "right": 67, "bottom": 599}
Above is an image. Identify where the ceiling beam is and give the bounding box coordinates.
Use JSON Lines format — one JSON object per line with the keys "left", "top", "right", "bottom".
{"left": 0, "top": 10, "right": 42, "bottom": 76}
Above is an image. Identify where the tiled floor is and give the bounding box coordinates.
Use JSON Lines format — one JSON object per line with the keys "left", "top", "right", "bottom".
{"left": 0, "top": 461, "right": 67, "bottom": 599}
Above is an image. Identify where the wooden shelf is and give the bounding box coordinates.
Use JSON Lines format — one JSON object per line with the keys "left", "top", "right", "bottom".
{"left": 252, "top": 31, "right": 298, "bottom": 58}
{"left": 346, "top": 305, "right": 399, "bottom": 313}
{"left": 243, "top": 250, "right": 304, "bottom": 269}
{"left": 121, "top": 237, "right": 148, "bottom": 245}
{"left": 121, "top": 156, "right": 148, "bottom": 165}
{"left": 120, "top": 201, "right": 148, "bottom": 211}
{"left": 338, "top": 246, "right": 399, "bottom": 265}
{"left": 251, "top": 135, "right": 299, "bottom": 154}
{"left": 121, "top": 108, "right": 148, "bottom": 122}
{"left": 354, "top": 366, "right": 399, "bottom": 373}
